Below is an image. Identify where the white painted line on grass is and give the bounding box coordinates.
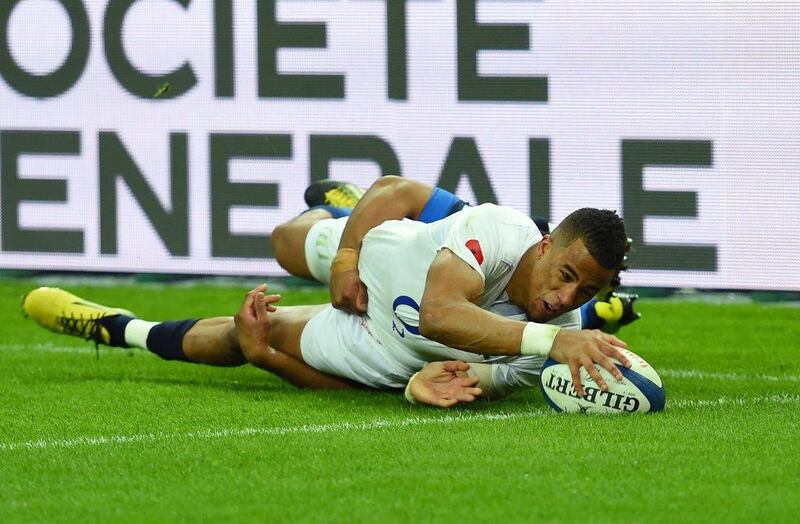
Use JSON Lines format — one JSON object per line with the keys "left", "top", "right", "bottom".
{"left": 669, "top": 393, "right": 800, "bottom": 409}
{"left": 2, "top": 343, "right": 97, "bottom": 354}
{"left": 0, "top": 409, "right": 549, "bottom": 452}
{"left": 1, "top": 394, "right": 798, "bottom": 452}
{"left": 659, "top": 368, "right": 800, "bottom": 383}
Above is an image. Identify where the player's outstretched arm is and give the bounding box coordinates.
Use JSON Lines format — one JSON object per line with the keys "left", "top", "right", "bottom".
{"left": 419, "top": 251, "right": 630, "bottom": 396}
{"left": 406, "top": 361, "right": 482, "bottom": 407}
{"left": 419, "top": 250, "right": 529, "bottom": 355}
{"left": 331, "top": 176, "right": 433, "bottom": 314}
{"left": 235, "top": 284, "right": 359, "bottom": 389}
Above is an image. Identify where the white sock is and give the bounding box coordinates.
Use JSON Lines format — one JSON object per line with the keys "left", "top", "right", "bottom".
{"left": 124, "top": 319, "right": 160, "bottom": 349}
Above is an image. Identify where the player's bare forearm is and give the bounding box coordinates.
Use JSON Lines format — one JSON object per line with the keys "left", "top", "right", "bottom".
{"left": 420, "top": 297, "right": 526, "bottom": 356}
{"left": 332, "top": 177, "right": 434, "bottom": 313}
{"left": 419, "top": 250, "right": 526, "bottom": 356}
{"left": 338, "top": 176, "right": 433, "bottom": 252}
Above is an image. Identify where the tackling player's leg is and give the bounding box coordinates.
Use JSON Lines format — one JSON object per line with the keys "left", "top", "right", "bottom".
{"left": 272, "top": 208, "right": 334, "bottom": 280}
{"left": 22, "top": 287, "right": 354, "bottom": 388}
{"left": 272, "top": 179, "right": 365, "bottom": 279}
{"left": 578, "top": 247, "right": 641, "bottom": 333}
{"left": 23, "top": 286, "right": 244, "bottom": 364}
{"left": 303, "top": 179, "right": 364, "bottom": 209}
{"left": 580, "top": 291, "right": 641, "bottom": 334}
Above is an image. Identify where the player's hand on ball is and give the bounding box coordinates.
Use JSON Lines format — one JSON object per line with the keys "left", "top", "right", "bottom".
{"left": 234, "top": 283, "right": 281, "bottom": 363}
{"left": 548, "top": 329, "right": 631, "bottom": 398}
{"left": 409, "top": 361, "right": 482, "bottom": 408}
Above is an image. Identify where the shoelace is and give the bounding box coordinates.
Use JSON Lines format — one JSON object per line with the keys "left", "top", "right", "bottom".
{"left": 59, "top": 313, "right": 105, "bottom": 359}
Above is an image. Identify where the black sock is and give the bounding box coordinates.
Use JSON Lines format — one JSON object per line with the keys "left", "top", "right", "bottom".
{"left": 145, "top": 320, "right": 199, "bottom": 362}
{"left": 98, "top": 315, "right": 134, "bottom": 347}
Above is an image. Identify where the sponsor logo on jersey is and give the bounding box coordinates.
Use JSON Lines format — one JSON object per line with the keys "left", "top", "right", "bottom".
{"left": 465, "top": 239, "right": 484, "bottom": 265}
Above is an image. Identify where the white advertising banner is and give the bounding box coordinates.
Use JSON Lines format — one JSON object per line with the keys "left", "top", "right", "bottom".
{"left": 1, "top": 0, "right": 798, "bottom": 290}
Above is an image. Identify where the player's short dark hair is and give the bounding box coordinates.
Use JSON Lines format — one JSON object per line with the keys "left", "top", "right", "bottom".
{"left": 551, "top": 208, "right": 628, "bottom": 270}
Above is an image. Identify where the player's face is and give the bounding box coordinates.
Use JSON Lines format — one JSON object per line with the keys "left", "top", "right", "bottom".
{"left": 526, "top": 237, "right": 614, "bottom": 322}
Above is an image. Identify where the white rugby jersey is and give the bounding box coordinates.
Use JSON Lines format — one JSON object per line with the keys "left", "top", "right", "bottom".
{"left": 353, "top": 203, "right": 580, "bottom": 391}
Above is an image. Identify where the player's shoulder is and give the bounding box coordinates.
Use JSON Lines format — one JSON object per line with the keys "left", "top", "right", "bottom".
{"left": 463, "top": 203, "right": 535, "bottom": 227}
{"left": 451, "top": 204, "right": 540, "bottom": 269}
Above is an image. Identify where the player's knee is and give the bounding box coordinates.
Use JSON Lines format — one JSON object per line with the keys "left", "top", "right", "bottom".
{"left": 373, "top": 174, "right": 402, "bottom": 188}
{"left": 371, "top": 175, "right": 407, "bottom": 195}
{"left": 271, "top": 223, "right": 295, "bottom": 272}
{"left": 272, "top": 220, "right": 317, "bottom": 279}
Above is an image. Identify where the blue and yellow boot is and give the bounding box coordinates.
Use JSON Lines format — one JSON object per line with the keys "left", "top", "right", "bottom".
{"left": 593, "top": 291, "right": 641, "bottom": 334}
{"left": 580, "top": 236, "right": 641, "bottom": 333}
{"left": 304, "top": 180, "right": 365, "bottom": 209}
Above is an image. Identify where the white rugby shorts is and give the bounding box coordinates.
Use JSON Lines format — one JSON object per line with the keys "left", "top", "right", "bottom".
{"left": 303, "top": 217, "right": 348, "bottom": 284}
{"left": 300, "top": 305, "right": 419, "bottom": 390}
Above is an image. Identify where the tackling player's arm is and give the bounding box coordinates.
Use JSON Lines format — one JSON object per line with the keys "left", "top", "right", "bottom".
{"left": 337, "top": 176, "right": 433, "bottom": 252}
{"left": 331, "top": 176, "right": 433, "bottom": 313}
{"left": 235, "top": 285, "right": 361, "bottom": 390}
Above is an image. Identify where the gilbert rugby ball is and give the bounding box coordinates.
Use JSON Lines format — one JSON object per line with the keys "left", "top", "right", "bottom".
{"left": 540, "top": 349, "right": 665, "bottom": 414}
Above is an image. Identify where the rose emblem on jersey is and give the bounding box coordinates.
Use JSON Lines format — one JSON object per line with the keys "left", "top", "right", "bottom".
{"left": 465, "top": 239, "right": 484, "bottom": 264}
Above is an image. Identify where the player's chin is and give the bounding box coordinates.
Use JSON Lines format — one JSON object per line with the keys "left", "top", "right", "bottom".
{"left": 529, "top": 300, "right": 559, "bottom": 323}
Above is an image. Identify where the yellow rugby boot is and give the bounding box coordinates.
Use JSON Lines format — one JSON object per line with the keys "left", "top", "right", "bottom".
{"left": 304, "top": 180, "right": 365, "bottom": 209}
{"left": 23, "top": 287, "right": 134, "bottom": 345}
{"left": 593, "top": 292, "right": 641, "bottom": 334}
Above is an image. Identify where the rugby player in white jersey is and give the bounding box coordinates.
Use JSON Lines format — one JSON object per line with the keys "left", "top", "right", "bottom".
{"left": 272, "top": 177, "right": 639, "bottom": 334}
{"left": 24, "top": 179, "right": 631, "bottom": 407}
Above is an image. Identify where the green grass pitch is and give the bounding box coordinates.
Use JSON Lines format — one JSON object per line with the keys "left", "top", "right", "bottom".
{"left": 1, "top": 280, "right": 798, "bottom": 523}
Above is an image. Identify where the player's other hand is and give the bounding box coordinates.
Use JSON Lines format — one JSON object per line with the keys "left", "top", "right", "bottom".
{"left": 409, "top": 361, "right": 482, "bottom": 408}
{"left": 330, "top": 248, "right": 368, "bottom": 314}
{"left": 548, "top": 329, "right": 631, "bottom": 398}
{"left": 234, "top": 283, "right": 281, "bottom": 360}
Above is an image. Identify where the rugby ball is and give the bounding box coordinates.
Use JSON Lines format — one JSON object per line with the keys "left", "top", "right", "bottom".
{"left": 540, "top": 349, "right": 665, "bottom": 414}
